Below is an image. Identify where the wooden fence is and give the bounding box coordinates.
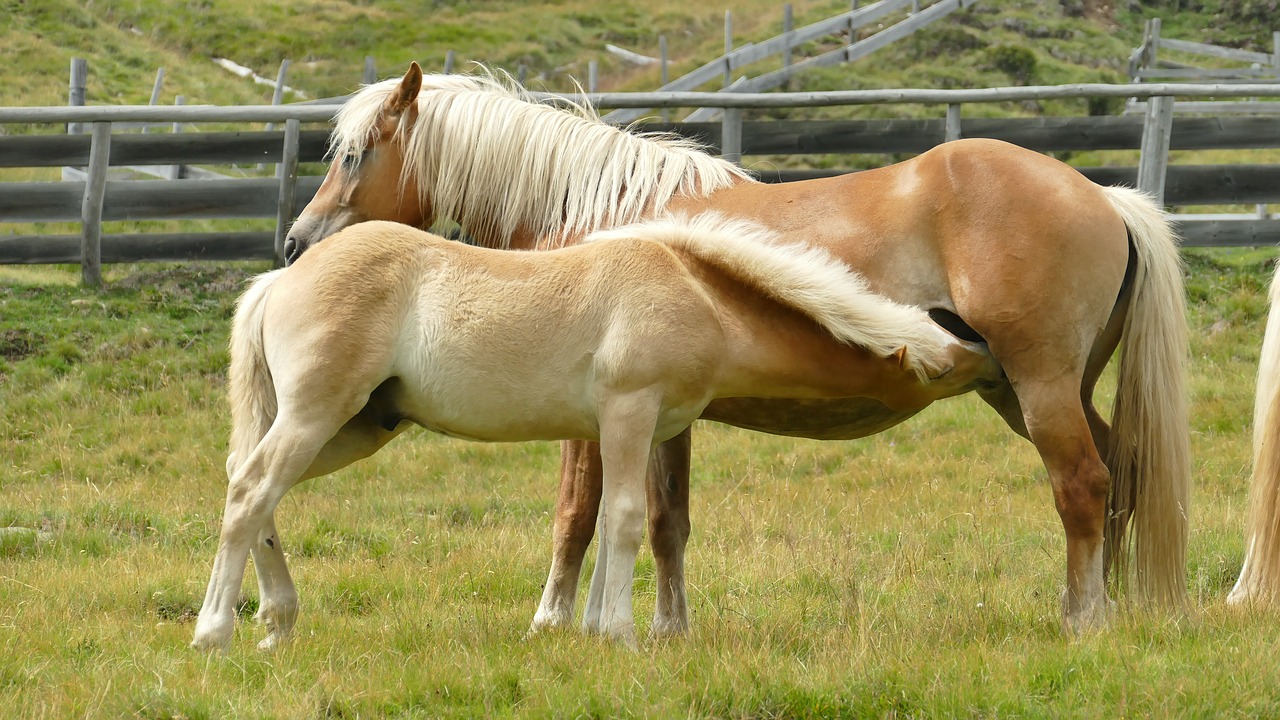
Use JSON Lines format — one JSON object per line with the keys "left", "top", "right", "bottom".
{"left": 5, "top": 82, "right": 1280, "bottom": 285}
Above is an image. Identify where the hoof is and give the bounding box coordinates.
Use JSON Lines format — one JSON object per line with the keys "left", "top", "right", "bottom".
{"left": 529, "top": 606, "right": 573, "bottom": 635}
{"left": 256, "top": 631, "right": 289, "bottom": 652}
{"left": 648, "top": 616, "right": 690, "bottom": 640}
{"left": 190, "top": 625, "right": 233, "bottom": 653}
{"left": 1061, "top": 590, "right": 1114, "bottom": 636}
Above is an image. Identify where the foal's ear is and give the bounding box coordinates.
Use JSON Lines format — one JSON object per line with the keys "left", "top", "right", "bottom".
{"left": 892, "top": 347, "right": 908, "bottom": 369}
{"left": 385, "top": 61, "right": 423, "bottom": 116}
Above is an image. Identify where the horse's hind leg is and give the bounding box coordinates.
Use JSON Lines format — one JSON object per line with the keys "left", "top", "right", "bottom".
{"left": 192, "top": 412, "right": 342, "bottom": 652}
{"left": 250, "top": 410, "right": 407, "bottom": 651}
{"left": 1014, "top": 379, "right": 1113, "bottom": 633}
{"left": 250, "top": 517, "right": 295, "bottom": 651}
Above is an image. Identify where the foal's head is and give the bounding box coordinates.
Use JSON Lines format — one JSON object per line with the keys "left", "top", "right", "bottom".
{"left": 284, "top": 63, "right": 430, "bottom": 265}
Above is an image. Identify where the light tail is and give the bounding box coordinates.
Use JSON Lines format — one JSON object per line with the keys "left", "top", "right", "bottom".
{"left": 1100, "top": 185, "right": 1191, "bottom": 607}
{"left": 1228, "top": 263, "right": 1280, "bottom": 603}
{"left": 225, "top": 270, "right": 284, "bottom": 480}
{"left": 590, "top": 213, "right": 956, "bottom": 381}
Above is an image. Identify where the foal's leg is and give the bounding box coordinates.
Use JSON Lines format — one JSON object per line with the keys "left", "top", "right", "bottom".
{"left": 531, "top": 440, "right": 603, "bottom": 632}
{"left": 250, "top": 411, "right": 406, "bottom": 651}
{"left": 648, "top": 427, "right": 692, "bottom": 637}
{"left": 191, "top": 413, "right": 340, "bottom": 652}
{"left": 596, "top": 392, "right": 663, "bottom": 647}
{"left": 581, "top": 429, "right": 691, "bottom": 636}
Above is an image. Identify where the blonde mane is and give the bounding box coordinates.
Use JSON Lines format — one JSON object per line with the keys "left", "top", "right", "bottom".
{"left": 587, "top": 214, "right": 955, "bottom": 381}
{"left": 330, "top": 69, "right": 754, "bottom": 247}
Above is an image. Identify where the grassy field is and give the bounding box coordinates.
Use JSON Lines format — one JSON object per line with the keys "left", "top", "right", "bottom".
{"left": 1, "top": 247, "right": 1279, "bottom": 717}
{"left": 5, "top": 1, "right": 1280, "bottom": 717}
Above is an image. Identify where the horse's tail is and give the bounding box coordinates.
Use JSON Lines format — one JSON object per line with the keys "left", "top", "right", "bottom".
{"left": 1099, "top": 185, "right": 1191, "bottom": 607}
{"left": 1228, "top": 263, "right": 1280, "bottom": 603}
{"left": 225, "top": 269, "right": 284, "bottom": 480}
{"left": 588, "top": 212, "right": 956, "bottom": 381}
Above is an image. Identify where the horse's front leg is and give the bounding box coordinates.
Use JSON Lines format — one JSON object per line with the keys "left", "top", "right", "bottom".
{"left": 648, "top": 427, "right": 692, "bottom": 637}
{"left": 530, "top": 440, "right": 603, "bottom": 633}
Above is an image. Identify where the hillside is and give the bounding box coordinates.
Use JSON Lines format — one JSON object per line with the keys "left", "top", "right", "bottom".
{"left": 2, "top": 0, "right": 1274, "bottom": 113}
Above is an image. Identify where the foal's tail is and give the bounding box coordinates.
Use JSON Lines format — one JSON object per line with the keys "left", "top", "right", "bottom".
{"left": 1100, "top": 185, "right": 1191, "bottom": 607}
{"left": 590, "top": 212, "right": 956, "bottom": 381}
{"left": 1228, "top": 263, "right": 1280, "bottom": 604}
{"left": 225, "top": 269, "right": 285, "bottom": 480}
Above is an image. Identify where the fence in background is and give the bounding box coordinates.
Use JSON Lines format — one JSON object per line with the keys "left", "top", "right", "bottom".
{"left": 1125, "top": 18, "right": 1280, "bottom": 116}
{"left": 6, "top": 82, "right": 1280, "bottom": 285}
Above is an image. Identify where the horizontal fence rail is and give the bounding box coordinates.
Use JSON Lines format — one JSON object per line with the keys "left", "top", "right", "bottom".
{"left": 7, "top": 82, "right": 1280, "bottom": 282}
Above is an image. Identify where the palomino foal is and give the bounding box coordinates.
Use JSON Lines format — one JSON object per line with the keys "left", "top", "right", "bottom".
{"left": 192, "top": 216, "right": 1000, "bottom": 651}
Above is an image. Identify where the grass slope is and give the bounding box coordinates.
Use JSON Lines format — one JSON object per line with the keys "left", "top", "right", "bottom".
{"left": 0, "top": 249, "right": 1277, "bottom": 716}
{"left": 5, "top": 1, "right": 1273, "bottom": 109}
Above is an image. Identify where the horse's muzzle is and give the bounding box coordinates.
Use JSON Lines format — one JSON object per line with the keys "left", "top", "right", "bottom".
{"left": 283, "top": 236, "right": 302, "bottom": 266}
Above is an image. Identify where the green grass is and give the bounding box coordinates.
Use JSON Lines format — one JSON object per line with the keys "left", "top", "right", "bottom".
{"left": 5, "top": 2, "right": 1280, "bottom": 716}
{"left": 1, "top": 248, "right": 1278, "bottom": 717}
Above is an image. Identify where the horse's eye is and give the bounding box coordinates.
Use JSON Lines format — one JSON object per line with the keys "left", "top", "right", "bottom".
{"left": 342, "top": 151, "right": 361, "bottom": 170}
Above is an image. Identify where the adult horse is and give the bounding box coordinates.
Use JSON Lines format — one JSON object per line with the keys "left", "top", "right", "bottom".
{"left": 1229, "top": 265, "right": 1280, "bottom": 604}
{"left": 282, "top": 63, "right": 1191, "bottom": 635}
{"left": 193, "top": 215, "right": 1000, "bottom": 651}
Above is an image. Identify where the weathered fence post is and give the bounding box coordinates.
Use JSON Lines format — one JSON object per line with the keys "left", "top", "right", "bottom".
{"left": 588, "top": 61, "right": 598, "bottom": 94}
{"left": 80, "top": 122, "right": 112, "bottom": 287}
{"left": 1137, "top": 95, "right": 1175, "bottom": 206}
{"left": 944, "top": 103, "right": 962, "bottom": 142}
{"left": 724, "top": 10, "right": 733, "bottom": 87}
{"left": 1147, "top": 18, "right": 1162, "bottom": 71}
{"left": 846, "top": 3, "right": 856, "bottom": 59}
{"left": 68, "top": 58, "right": 87, "bottom": 135}
{"left": 169, "top": 96, "right": 185, "bottom": 180}
{"left": 660, "top": 35, "right": 670, "bottom": 122}
{"left": 444, "top": 50, "right": 455, "bottom": 74}
{"left": 783, "top": 4, "right": 794, "bottom": 70}
{"left": 264, "top": 60, "right": 290, "bottom": 135}
{"left": 144, "top": 68, "right": 165, "bottom": 135}
{"left": 363, "top": 56, "right": 378, "bottom": 84}
{"left": 721, "top": 107, "right": 742, "bottom": 164}
{"left": 274, "top": 118, "right": 302, "bottom": 267}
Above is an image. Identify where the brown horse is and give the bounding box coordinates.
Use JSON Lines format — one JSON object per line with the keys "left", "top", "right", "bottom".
{"left": 283, "top": 63, "right": 1191, "bottom": 636}
{"left": 192, "top": 215, "right": 999, "bottom": 651}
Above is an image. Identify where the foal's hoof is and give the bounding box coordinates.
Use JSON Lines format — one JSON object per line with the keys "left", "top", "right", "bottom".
{"left": 190, "top": 628, "right": 233, "bottom": 653}
{"left": 256, "top": 632, "right": 289, "bottom": 652}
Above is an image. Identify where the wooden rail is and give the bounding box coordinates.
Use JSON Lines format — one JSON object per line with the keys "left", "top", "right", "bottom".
{"left": 8, "top": 82, "right": 1280, "bottom": 282}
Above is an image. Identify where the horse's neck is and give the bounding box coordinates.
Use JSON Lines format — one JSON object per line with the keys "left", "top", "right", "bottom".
{"left": 492, "top": 176, "right": 755, "bottom": 250}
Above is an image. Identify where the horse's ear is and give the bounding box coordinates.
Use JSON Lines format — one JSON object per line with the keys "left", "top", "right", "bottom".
{"left": 892, "top": 347, "right": 908, "bottom": 369}
{"left": 385, "top": 62, "right": 423, "bottom": 116}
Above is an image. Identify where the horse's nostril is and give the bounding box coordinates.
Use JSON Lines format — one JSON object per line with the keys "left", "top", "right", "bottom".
{"left": 283, "top": 237, "right": 300, "bottom": 265}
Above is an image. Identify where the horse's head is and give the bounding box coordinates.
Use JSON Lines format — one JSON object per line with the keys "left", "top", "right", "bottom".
{"left": 284, "top": 63, "right": 429, "bottom": 265}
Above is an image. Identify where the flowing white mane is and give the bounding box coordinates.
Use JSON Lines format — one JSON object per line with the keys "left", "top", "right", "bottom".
{"left": 330, "top": 69, "right": 754, "bottom": 247}
{"left": 588, "top": 214, "right": 955, "bottom": 380}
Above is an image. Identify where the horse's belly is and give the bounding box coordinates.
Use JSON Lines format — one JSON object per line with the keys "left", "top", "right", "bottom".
{"left": 700, "top": 397, "right": 922, "bottom": 440}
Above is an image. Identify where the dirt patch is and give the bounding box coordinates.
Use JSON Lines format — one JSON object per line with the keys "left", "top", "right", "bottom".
{"left": 114, "top": 266, "right": 257, "bottom": 297}
{"left": 0, "top": 329, "right": 40, "bottom": 362}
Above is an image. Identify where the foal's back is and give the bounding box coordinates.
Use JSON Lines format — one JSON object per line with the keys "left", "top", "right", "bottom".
{"left": 278, "top": 222, "right": 727, "bottom": 442}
